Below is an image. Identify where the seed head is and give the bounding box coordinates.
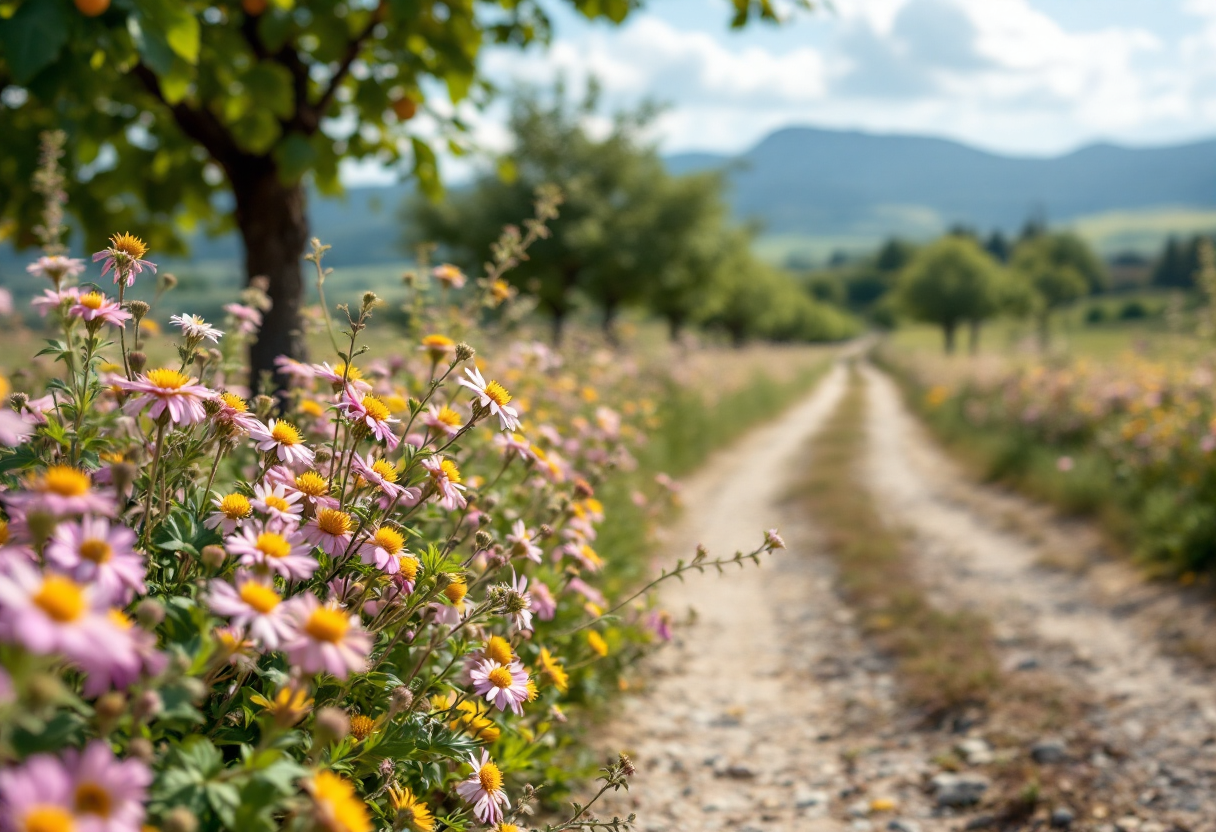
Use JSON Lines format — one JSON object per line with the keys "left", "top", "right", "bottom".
{"left": 8, "top": 392, "right": 27, "bottom": 411}
{"left": 254, "top": 395, "right": 276, "bottom": 419}
{"left": 389, "top": 685, "right": 414, "bottom": 716}
{"left": 135, "top": 598, "right": 165, "bottom": 628}
{"left": 475, "top": 530, "right": 494, "bottom": 550}
{"left": 95, "top": 691, "right": 127, "bottom": 721}
{"left": 618, "top": 752, "right": 636, "bottom": 777}
{"left": 201, "top": 545, "right": 227, "bottom": 570}
{"left": 454, "top": 342, "right": 475, "bottom": 362}
{"left": 128, "top": 299, "right": 150, "bottom": 320}
{"left": 314, "top": 707, "right": 350, "bottom": 745}
{"left": 127, "top": 351, "right": 148, "bottom": 374}
{"left": 162, "top": 807, "right": 198, "bottom": 832}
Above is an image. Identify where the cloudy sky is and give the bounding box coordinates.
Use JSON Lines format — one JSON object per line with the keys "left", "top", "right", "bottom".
{"left": 483, "top": 0, "right": 1216, "bottom": 155}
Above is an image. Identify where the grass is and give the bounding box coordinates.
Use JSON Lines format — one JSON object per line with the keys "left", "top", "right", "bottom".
{"left": 793, "top": 364, "right": 1001, "bottom": 717}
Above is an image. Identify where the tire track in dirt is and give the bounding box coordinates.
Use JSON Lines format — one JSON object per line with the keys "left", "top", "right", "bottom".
{"left": 598, "top": 361, "right": 946, "bottom": 832}
{"left": 861, "top": 362, "right": 1216, "bottom": 831}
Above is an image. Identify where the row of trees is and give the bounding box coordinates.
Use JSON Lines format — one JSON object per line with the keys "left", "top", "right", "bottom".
{"left": 408, "top": 88, "right": 856, "bottom": 346}
{"left": 897, "top": 230, "right": 1105, "bottom": 353}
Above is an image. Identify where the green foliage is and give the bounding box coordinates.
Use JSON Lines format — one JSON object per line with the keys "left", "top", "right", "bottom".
{"left": 897, "top": 236, "right": 1002, "bottom": 352}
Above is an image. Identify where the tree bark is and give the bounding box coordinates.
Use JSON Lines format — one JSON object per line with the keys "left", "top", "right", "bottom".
{"left": 667, "top": 315, "right": 684, "bottom": 343}
{"left": 602, "top": 298, "right": 619, "bottom": 347}
{"left": 231, "top": 160, "right": 309, "bottom": 394}
{"left": 942, "top": 320, "right": 957, "bottom": 354}
{"left": 968, "top": 319, "right": 982, "bottom": 355}
{"left": 550, "top": 307, "right": 567, "bottom": 347}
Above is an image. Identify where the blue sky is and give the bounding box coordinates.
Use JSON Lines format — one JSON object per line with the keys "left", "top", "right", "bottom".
{"left": 347, "top": 0, "right": 1216, "bottom": 182}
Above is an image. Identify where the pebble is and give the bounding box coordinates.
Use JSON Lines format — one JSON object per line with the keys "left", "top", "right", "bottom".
{"left": 1114, "top": 818, "right": 1141, "bottom": 832}
{"left": 956, "top": 737, "right": 994, "bottom": 765}
{"left": 793, "top": 788, "right": 829, "bottom": 809}
{"left": 1051, "top": 806, "right": 1075, "bottom": 828}
{"left": 1031, "top": 737, "right": 1068, "bottom": 764}
{"left": 930, "top": 772, "right": 990, "bottom": 807}
{"left": 888, "top": 821, "right": 922, "bottom": 832}
{"left": 847, "top": 799, "right": 871, "bottom": 818}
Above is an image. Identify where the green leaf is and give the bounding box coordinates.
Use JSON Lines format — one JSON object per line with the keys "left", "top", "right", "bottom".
{"left": 243, "top": 62, "right": 295, "bottom": 119}
{"left": 230, "top": 109, "right": 282, "bottom": 155}
{"left": 273, "top": 133, "right": 317, "bottom": 182}
{"left": 131, "top": 0, "right": 200, "bottom": 69}
{"left": 411, "top": 138, "right": 443, "bottom": 202}
{"left": 0, "top": 0, "right": 71, "bottom": 84}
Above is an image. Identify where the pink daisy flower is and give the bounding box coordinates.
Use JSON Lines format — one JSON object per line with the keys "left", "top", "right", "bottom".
{"left": 31, "top": 286, "right": 80, "bottom": 317}
{"left": 170, "top": 313, "right": 224, "bottom": 343}
{"left": 456, "top": 750, "right": 510, "bottom": 825}
{"left": 282, "top": 594, "right": 372, "bottom": 679}
{"left": 69, "top": 291, "right": 131, "bottom": 330}
{"left": 64, "top": 740, "right": 152, "bottom": 832}
{"left": 646, "top": 609, "right": 674, "bottom": 642}
{"left": 27, "top": 254, "right": 86, "bottom": 285}
{"left": 4, "top": 466, "right": 115, "bottom": 518}
{"left": 268, "top": 467, "right": 340, "bottom": 513}
{"left": 78, "top": 609, "right": 167, "bottom": 696}
{"left": 506, "top": 519, "right": 543, "bottom": 563}
{"left": 249, "top": 419, "right": 315, "bottom": 469}
{"left": 505, "top": 570, "right": 534, "bottom": 632}
{"left": 471, "top": 658, "right": 530, "bottom": 715}
{"left": 567, "top": 576, "right": 606, "bottom": 607}
{"left": 458, "top": 367, "right": 521, "bottom": 432}
{"left": 0, "top": 562, "right": 103, "bottom": 657}
{"left": 420, "top": 455, "right": 467, "bottom": 511}
{"left": 205, "top": 573, "right": 294, "bottom": 649}
{"left": 493, "top": 431, "right": 533, "bottom": 460}
{"left": 303, "top": 508, "right": 354, "bottom": 557}
{"left": 432, "top": 263, "right": 467, "bottom": 289}
{"left": 273, "top": 355, "right": 314, "bottom": 384}
{"left": 225, "top": 303, "right": 263, "bottom": 335}
{"left": 530, "top": 580, "right": 557, "bottom": 621}
{"left": 312, "top": 362, "right": 372, "bottom": 392}
{"left": 250, "top": 481, "right": 304, "bottom": 527}
{"left": 44, "top": 516, "right": 146, "bottom": 606}
{"left": 93, "top": 232, "right": 156, "bottom": 287}
{"left": 337, "top": 386, "right": 400, "bottom": 450}
{"left": 213, "top": 391, "right": 262, "bottom": 436}
{"left": 117, "top": 368, "right": 213, "bottom": 426}
{"left": 350, "top": 453, "right": 418, "bottom": 506}
{"left": 206, "top": 492, "right": 253, "bottom": 535}
{"left": 0, "top": 409, "right": 33, "bottom": 447}
{"left": 422, "top": 404, "right": 464, "bottom": 438}
{"left": 0, "top": 753, "right": 75, "bottom": 832}
{"left": 226, "top": 523, "right": 317, "bottom": 581}
{"left": 360, "top": 526, "right": 407, "bottom": 574}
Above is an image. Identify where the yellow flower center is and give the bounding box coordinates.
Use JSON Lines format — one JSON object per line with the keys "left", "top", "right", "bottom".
{"left": 270, "top": 421, "right": 302, "bottom": 446}
{"left": 350, "top": 714, "right": 375, "bottom": 740}
{"left": 109, "top": 232, "right": 148, "bottom": 260}
{"left": 373, "top": 527, "right": 404, "bottom": 555}
{"left": 295, "top": 471, "right": 329, "bottom": 497}
{"left": 33, "top": 575, "right": 86, "bottom": 623}
{"left": 107, "top": 609, "right": 133, "bottom": 630}
{"left": 484, "top": 381, "right": 512, "bottom": 407}
{"left": 487, "top": 666, "right": 514, "bottom": 689}
{"left": 239, "top": 581, "right": 281, "bottom": 614}
{"left": 436, "top": 407, "right": 462, "bottom": 428}
{"left": 264, "top": 494, "right": 291, "bottom": 512}
{"left": 0, "top": 519, "right": 10, "bottom": 547}
{"left": 370, "top": 459, "right": 399, "bottom": 483}
{"left": 491, "top": 279, "right": 512, "bottom": 301}
{"left": 40, "top": 466, "right": 91, "bottom": 497}
{"left": 220, "top": 392, "right": 248, "bottom": 412}
{"left": 361, "top": 395, "right": 390, "bottom": 422}
{"left": 421, "top": 334, "right": 454, "bottom": 350}
{"left": 73, "top": 782, "right": 112, "bottom": 817}
{"left": 78, "top": 538, "right": 113, "bottom": 564}
{"left": 398, "top": 556, "right": 419, "bottom": 581}
{"left": 145, "top": 368, "right": 190, "bottom": 390}
{"left": 333, "top": 363, "right": 363, "bottom": 383}
{"left": 219, "top": 493, "right": 252, "bottom": 519}
{"left": 443, "top": 579, "right": 467, "bottom": 604}
{"left": 485, "top": 636, "right": 514, "bottom": 665}
{"left": 478, "top": 761, "right": 503, "bottom": 793}
{"left": 79, "top": 292, "right": 105, "bottom": 311}
{"left": 304, "top": 607, "right": 349, "bottom": 643}
{"left": 255, "top": 532, "right": 292, "bottom": 559}
{"left": 20, "top": 806, "right": 75, "bottom": 832}
{"left": 436, "top": 459, "right": 461, "bottom": 484}
{"left": 300, "top": 400, "right": 325, "bottom": 417}
{"left": 316, "top": 508, "right": 353, "bottom": 536}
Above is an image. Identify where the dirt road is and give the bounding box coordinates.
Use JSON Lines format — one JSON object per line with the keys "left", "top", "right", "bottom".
{"left": 597, "top": 359, "right": 1216, "bottom": 832}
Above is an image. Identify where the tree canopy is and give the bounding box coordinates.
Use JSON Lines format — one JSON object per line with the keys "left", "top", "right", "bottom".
{"left": 898, "top": 235, "right": 1002, "bottom": 353}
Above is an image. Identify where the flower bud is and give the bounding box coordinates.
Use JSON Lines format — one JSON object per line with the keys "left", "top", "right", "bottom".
{"left": 314, "top": 707, "right": 350, "bottom": 745}
{"left": 8, "top": 392, "right": 27, "bottom": 411}
{"left": 475, "top": 530, "right": 494, "bottom": 550}
{"left": 254, "top": 395, "right": 276, "bottom": 420}
{"left": 201, "top": 545, "right": 227, "bottom": 570}
{"left": 111, "top": 462, "right": 137, "bottom": 497}
{"left": 133, "top": 690, "right": 163, "bottom": 723}
{"left": 127, "top": 300, "right": 150, "bottom": 321}
{"left": 388, "top": 686, "right": 414, "bottom": 716}
{"left": 127, "top": 736, "right": 155, "bottom": 763}
{"left": 202, "top": 398, "right": 223, "bottom": 417}
{"left": 135, "top": 598, "right": 165, "bottom": 628}
{"left": 574, "top": 478, "right": 595, "bottom": 498}
{"left": 159, "top": 272, "right": 178, "bottom": 291}
{"left": 538, "top": 524, "right": 554, "bottom": 540}
{"left": 162, "top": 807, "right": 198, "bottom": 832}
{"left": 128, "top": 351, "right": 147, "bottom": 374}
{"left": 26, "top": 673, "right": 63, "bottom": 708}
{"left": 95, "top": 691, "right": 127, "bottom": 722}
{"left": 618, "top": 752, "right": 636, "bottom": 777}
{"left": 361, "top": 291, "right": 381, "bottom": 312}
{"left": 454, "top": 342, "right": 475, "bottom": 362}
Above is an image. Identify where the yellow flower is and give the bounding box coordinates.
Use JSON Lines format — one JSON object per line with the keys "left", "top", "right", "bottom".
{"left": 388, "top": 786, "right": 435, "bottom": 832}
{"left": 587, "top": 631, "right": 608, "bottom": 657}
{"left": 308, "top": 772, "right": 370, "bottom": 832}
{"left": 349, "top": 714, "right": 376, "bottom": 741}
{"left": 250, "top": 686, "right": 313, "bottom": 727}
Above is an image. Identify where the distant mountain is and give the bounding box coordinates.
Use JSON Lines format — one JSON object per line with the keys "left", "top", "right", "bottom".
{"left": 667, "top": 127, "right": 1216, "bottom": 239}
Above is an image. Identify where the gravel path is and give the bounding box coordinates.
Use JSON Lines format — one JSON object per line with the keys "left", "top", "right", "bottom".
{"left": 596, "top": 360, "right": 1216, "bottom": 832}
{"left": 600, "top": 363, "right": 944, "bottom": 831}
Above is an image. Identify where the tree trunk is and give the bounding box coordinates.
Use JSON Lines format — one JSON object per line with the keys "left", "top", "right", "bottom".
{"left": 550, "top": 307, "right": 566, "bottom": 347}
{"left": 942, "top": 320, "right": 957, "bottom": 354}
{"left": 232, "top": 160, "right": 309, "bottom": 395}
{"left": 667, "top": 315, "right": 684, "bottom": 343}
{"left": 968, "top": 319, "right": 982, "bottom": 355}
{"left": 602, "top": 299, "right": 619, "bottom": 347}
{"left": 1037, "top": 312, "right": 1051, "bottom": 350}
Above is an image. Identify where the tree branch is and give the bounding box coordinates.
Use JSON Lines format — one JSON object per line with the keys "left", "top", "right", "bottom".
{"left": 301, "top": 18, "right": 378, "bottom": 134}
{"left": 130, "top": 64, "right": 243, "bottom": 173}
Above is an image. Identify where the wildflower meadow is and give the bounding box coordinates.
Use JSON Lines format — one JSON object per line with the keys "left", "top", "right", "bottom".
{"left": 0, "top": 147, "right": 801, "bottom": 832}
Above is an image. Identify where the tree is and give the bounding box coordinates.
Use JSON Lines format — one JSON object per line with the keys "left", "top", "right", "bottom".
{"left": 1016, "top": 231, "right": 1106, "bottom": 293}
{"left": 407, "top": 88, "right": 730, "bottom": 344}
{"left": 1011, "top": 236, "right": 1089, "bottom": 347}
{"left": 898, "top": 236, "right": 1002, "bottom": 354}
{"left": 0, "top": 0, "right": 787, "bottom": 388}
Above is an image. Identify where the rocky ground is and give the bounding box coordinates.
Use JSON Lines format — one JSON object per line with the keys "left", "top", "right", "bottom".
{"left": 595, "top": 358, "right": 1216, "bottom": 832}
